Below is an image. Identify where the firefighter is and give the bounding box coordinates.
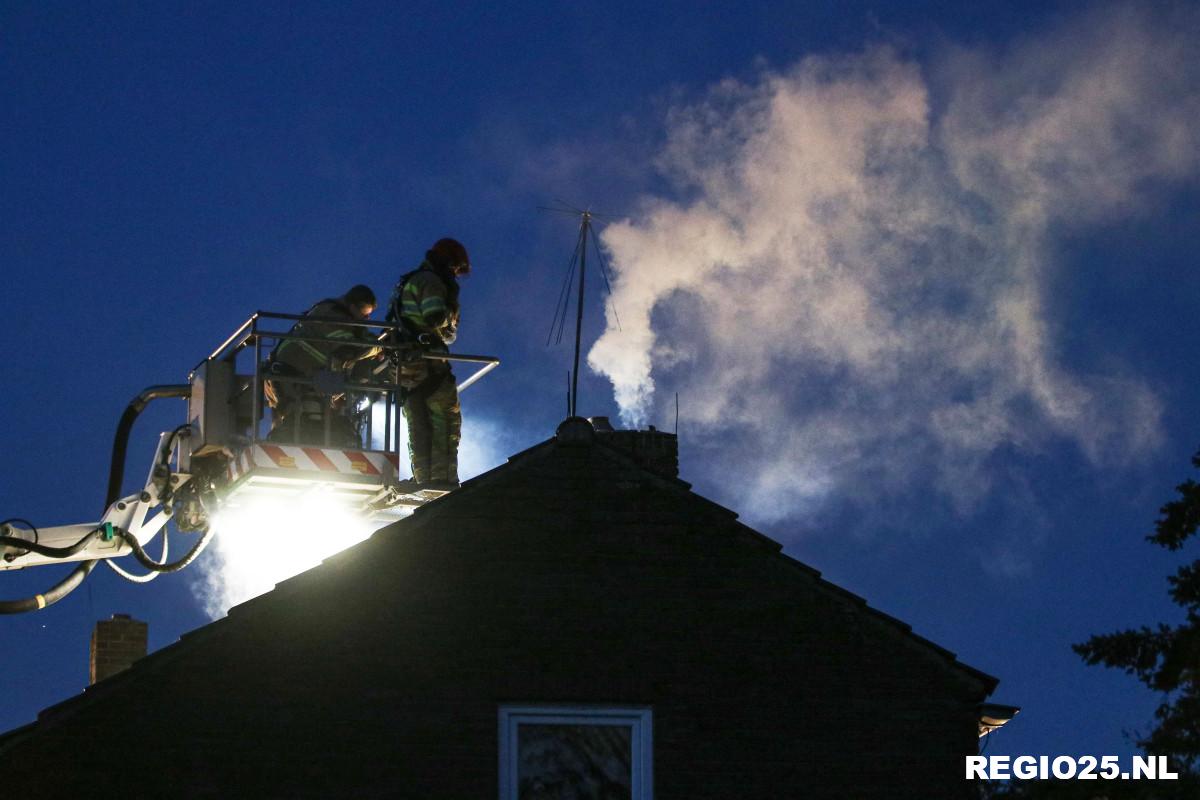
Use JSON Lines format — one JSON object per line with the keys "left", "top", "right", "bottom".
{"left": 388, "top": 238, "right": 470, "bottom": 490}
{"left": 265, "top": 284, "right": 380, "bottom": 447}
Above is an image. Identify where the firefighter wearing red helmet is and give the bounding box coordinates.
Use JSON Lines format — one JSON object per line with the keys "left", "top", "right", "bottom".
{"left": 387, "top": 238, "right": 471, "bottom": 489}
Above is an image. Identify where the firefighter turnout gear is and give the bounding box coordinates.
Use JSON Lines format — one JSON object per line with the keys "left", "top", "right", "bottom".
{"left": 388, "top": 244, "right": 466, "bottom": 487}
{"left": 266, "top": 288, "right": 379, "bottom": 447}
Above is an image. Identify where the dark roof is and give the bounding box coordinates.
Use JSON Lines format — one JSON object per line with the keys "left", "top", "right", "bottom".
{"left": 1, "top": 423, "right": 998, "bottom": 752}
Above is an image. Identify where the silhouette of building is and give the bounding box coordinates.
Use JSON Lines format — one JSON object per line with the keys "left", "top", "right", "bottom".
{"left": 0, "top": 418, "right": 1003, "bottom": 799}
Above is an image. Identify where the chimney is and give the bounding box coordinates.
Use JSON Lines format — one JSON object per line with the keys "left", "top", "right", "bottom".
{"left": 589, "top": 418, "right": 680, "bottom": 479}
{"left": 89, "top": 613, "right": 148, "bottom": 684}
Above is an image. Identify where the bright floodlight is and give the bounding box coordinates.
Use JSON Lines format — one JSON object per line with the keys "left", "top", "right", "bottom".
{"left": 194, "top": 486, "right": 380, "bottom": 617}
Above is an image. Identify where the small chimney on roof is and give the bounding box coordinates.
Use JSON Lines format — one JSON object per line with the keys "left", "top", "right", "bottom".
{"left": 588, "top": 418, "right": 679, "bottom": 479}
{"left": 89, "top": 613, "right": 148, "bottom": 685}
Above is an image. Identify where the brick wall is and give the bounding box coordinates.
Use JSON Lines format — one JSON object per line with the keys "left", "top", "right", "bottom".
{"left": 594, "top": 427, "right": 679, "bottom": 479}
{"left": 89, "top": 613, "right": 147, "bottom": 685}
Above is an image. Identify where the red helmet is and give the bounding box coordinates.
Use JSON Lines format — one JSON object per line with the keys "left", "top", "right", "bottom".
{"left": 427, "top": 238, "right": 471, "bottom": 276}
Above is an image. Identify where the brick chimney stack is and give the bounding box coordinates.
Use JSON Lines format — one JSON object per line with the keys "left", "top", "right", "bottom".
{"left": 588, "top": 418, "right": 680, "bottom": 479}
{"left": 90, "top": 613, "right": 148, "bottom": 684}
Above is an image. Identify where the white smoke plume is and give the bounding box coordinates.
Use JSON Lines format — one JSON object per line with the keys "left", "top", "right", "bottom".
{"left": 589, "top": 5, "right": 1198, "bottom": 522}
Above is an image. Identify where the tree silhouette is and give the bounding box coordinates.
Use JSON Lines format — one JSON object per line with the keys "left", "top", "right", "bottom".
{"left": 1072, "top": 447, "right": 1200, "bottom": 779}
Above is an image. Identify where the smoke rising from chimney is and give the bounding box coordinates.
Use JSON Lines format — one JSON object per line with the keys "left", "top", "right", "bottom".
{"left": 587, "top": 5, "right": 1198, "bottom": 522}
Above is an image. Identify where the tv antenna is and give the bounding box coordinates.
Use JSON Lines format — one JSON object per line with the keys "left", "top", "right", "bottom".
{"left": 543, "top": 202, "right": 621, "bottom": 418}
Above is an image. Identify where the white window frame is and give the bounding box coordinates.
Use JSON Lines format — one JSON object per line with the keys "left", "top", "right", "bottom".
{"left": 498, "top": 705, "right": 654, "bottom": 800}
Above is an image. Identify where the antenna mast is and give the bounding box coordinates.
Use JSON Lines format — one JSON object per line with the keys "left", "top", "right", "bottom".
{"left": 570, "top": 211, "right": 590, "bottom": 417}
{"left": 544, "top": 203, "right": 621, "bottom": 419}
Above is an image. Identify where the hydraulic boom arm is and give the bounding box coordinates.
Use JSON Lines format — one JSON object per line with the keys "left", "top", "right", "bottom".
{"left": 0, "top": 430, "right": 193, "bottom": 571}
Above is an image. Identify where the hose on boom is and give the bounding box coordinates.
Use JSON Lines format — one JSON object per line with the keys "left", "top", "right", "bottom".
{"left": 0, "top": 385, "right": 191, "bottom": 614}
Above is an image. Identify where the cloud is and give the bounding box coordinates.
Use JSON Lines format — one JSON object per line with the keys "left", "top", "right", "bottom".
{"left": 588, "top": 4, "right": 1197, "bottom": 524}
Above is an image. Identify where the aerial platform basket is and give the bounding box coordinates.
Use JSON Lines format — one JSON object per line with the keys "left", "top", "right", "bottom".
{"left": 186, "top": 310, "right": 497, "bottom": 521}
{"left": 222, "top": 443, "right": 448, "bottom": 516}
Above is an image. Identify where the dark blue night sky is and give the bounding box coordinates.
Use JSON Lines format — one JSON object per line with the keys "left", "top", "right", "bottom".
{"left": 2, "top": 0, "right": 1199, "bottom": 769}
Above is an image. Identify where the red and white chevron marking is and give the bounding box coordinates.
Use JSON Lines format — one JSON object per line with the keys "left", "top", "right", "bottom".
{"left": 229, "top": 443, "right": 402, "bottom": 480}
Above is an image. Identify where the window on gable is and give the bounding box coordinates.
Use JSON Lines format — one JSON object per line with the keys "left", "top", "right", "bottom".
{"left": 498, "top": 705, "right": 653, "bottom": 800}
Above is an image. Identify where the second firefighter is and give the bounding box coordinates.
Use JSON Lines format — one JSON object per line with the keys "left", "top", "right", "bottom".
{"left": 388, "top": 238, "right": 471, "bottom": 490}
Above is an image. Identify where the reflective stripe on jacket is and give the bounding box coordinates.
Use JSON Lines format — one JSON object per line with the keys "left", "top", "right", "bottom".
{"left": 389, "top": 263, "right": 459, "bottom": 349}
{"left": 273, "top": 299, "right": 365, "bottom": 374}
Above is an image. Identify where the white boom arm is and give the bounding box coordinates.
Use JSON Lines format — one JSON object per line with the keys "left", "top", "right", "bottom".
{"left": 0, "top": 431, "right": 191, "bottom": 571}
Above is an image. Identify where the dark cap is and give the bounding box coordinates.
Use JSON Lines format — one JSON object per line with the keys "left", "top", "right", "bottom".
{"left": 344, "top": 284, "right": 376, "bottom": 307}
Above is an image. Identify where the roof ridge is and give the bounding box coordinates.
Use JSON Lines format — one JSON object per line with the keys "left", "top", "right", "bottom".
{"left": 0, "top": 427, "right": 998, "bottom": 743}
